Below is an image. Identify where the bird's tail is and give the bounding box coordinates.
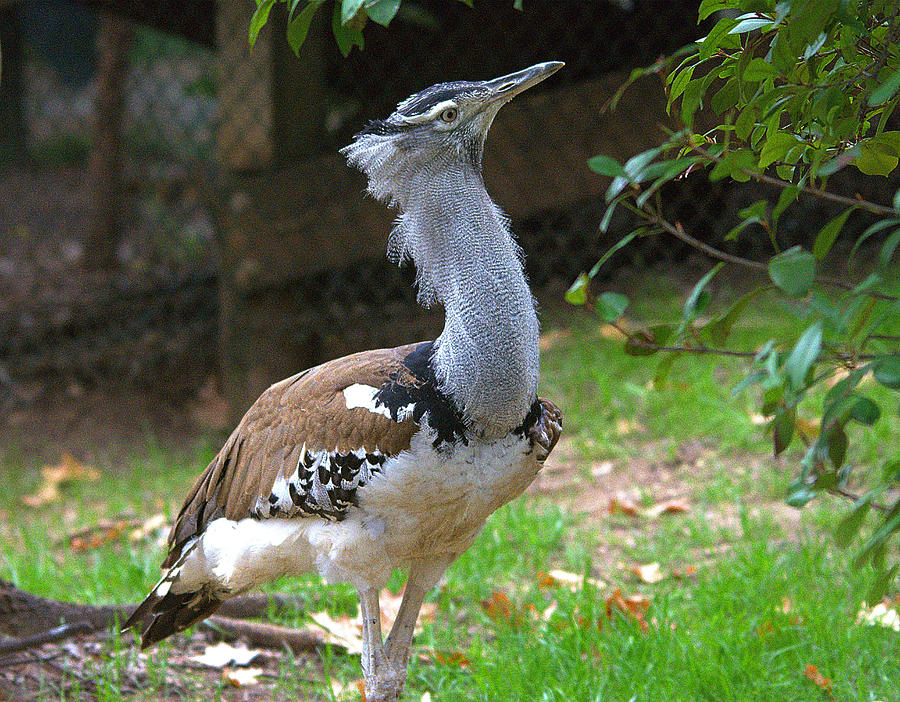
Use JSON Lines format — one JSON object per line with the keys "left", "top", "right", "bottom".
{"left": 122, "top": 544, "right": 225, "bottom": 649}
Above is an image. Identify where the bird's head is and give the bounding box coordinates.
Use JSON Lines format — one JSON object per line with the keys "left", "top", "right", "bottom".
{"left": 342, "top": 61, "right": 564, "bottom": 207}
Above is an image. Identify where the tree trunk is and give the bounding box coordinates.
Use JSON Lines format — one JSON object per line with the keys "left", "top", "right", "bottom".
{"left": 84, "top": 12, "right": 133, "bottom": 270}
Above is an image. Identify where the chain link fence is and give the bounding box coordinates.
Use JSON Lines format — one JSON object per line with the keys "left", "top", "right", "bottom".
{"left": 0, "top": 0, "right": 893, "bottom": 408}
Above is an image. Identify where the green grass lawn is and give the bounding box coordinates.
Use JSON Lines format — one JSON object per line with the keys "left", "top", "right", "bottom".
{"left": 1, "top": 271, "right": 897, "bottom": 701}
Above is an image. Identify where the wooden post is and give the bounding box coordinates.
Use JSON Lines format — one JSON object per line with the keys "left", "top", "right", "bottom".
{"left": 0, "top": 7, "right": 28, "bottom": 166}
{"left": 84, "top": 12, "right": 133, "bottom": 269}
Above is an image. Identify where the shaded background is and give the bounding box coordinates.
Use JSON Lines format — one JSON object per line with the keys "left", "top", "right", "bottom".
{"left": 0, "top": 0, "right": 893, "bottom": 454}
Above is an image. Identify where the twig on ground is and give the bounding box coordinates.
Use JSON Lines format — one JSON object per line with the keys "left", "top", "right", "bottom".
{"left": 201, "top": 615, "right": 326, "bottom": 654}
{"left": 0, "top": 622, "right": 93, "bottom": 656}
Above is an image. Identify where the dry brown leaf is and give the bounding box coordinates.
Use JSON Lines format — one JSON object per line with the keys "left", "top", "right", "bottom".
{"left": 794, "top": 417, "right": 820, "bottom": 439}
{"left": 21, "top": 453, "right": 100, "bottom": 507}
{"left": 778, "top": 597, "right": 793, "bottom": 614}
{"left": 599, "top": 324, "right": 627, "bottom": 340}
{"left": 630, "top": 562, "right": 665, "bottom": 584}
{"left": 308, "top": 611, "right": 364, "bottom": 655}
{"left": 222, "top": 667, "right": 264, "bottom": 687}
{"left": 67, "top": 519, "right": 138, "bottom": 552}
{"left": 672, "top": 565, "right": 698, "bottom": 579}
{"left": 129, "top": 513, "right": 169, "bottom": 543}
{"left": 644, "top": 498, "right": 690, "bottom": 518}
{"left": 804, "top": 663, "right": 833, "bottom": 695}
{"left": 191, "top": 641, "right": 261, "bottom": 668}
{"left": 481, "top": 591, "right": 517, "bottom": 624}
{"left": 330, "top": 678, "right": 365, "bottom": 700}
{"left": 423, "top": 649, "right": 471, "bottom": 668}
{"left": 537, "top": 569, "right": 605, "bottom": 591}
{"left": 605, "top": 588, "right": 650, "bottom": 633}
{"left": 608, "top": 495, "right": 640, "bottom": 516}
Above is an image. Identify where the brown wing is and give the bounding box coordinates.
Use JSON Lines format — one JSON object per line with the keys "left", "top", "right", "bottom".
{"left": 163, "top": 344, "right": 424, "bottom": 568}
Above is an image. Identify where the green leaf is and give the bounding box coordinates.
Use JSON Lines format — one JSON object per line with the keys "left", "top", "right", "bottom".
{"left": 868, "top": 68, "right": 900, "bottom": 106}
{"left": 668, "top": 66, "right": 695, "bottom": 105}
{"left": 759, "top": 132, "right": 798, "bottom": 169}
{"left": 854, "top": 140, "right": 899, "bottom": 176}
{"left": 786, "top": 478, "right": 817, "bottom": 507}
{"left": 784, "top": 321, "right": 822, "bottom": 389}
{"left": 835, "top": 496, "right": 871, "bottom": 547}
{"left": 827, "top": 426, "right": 848, "bottom": 469}
{"left": 849, "top": 218, "right": 900, "bottom": 258}
{"left": 683, "top": 263, "right": 723, "bottom": 319}
{"left": 341, "top": 0, "right": 365, "bottom": 24}
{"left": 588, "top": 230, "right": 639, "bottom": 277}
{"left": 772, "top": 185, "right": 800, "bottom": 224}
{"left": 587, "top": 155, "right": 628, "bottom": 178}
{"left": 813, "top": 206, "right": 855, "bottom": 259}
{"left": 768, "top": 246, "right": 816, "bottom": 297}
{"left": 624, "top": 330, "right": 660, "bottom": 357}
{"left": 332, "top": 0, "right": 364, "bottom": 55}
{"left": 286, "top": 2, "right": 319, "bottom": 55}
{"left": 849, "top": 397, "right": 881, "bottom": 426}
{"left": 565, "top": 273, "right": 589, "bottom": 306}
{"left": 772, "top": 407, "right": 795, "bottom": 456}
{"left": 728, "top": 17, "right": 773, "bottom": 34}
{"left": 879, "top": 229, "right": 900, "bottom": 268}
{"left": 249, "top": 0, "right": 277, "bottom": 46}
{"left": 867, "top": 565, "right": 899, "bottom": 604}
{"left": 743, "top": 57, "right": 778, "bottom": 81}
{"left": 706, "top": 287, "right": 764, "bottom": 346}
{"left": 884, "top": 458, "right": 900, "bottom": 483}
{"left": 698, "top": 0, "right": 730, "bottom": 21}
{"left": 653, "top": 353, "right": 679, "bottom": 390}
{"left": 873, "top": 356, "right": 900, "bottom": 390}
{"left": 595, "top": 292, "right": 629, "bottom": 322}
{"left": 365, "top": 0, "right": 401, "bottom": 26}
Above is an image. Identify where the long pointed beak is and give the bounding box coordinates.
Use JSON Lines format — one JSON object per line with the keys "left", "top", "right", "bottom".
{"left": 482, "top": 61, "right": 564, "bottom": 106}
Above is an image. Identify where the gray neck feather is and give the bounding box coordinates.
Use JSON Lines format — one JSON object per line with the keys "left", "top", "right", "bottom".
{"left": 392, "top": 162, "right": 539, "bottom": 437}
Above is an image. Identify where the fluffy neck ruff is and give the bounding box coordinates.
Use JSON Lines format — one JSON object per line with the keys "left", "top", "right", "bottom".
{"left": 350, "top": 146, "right": 538, "bottom": 436}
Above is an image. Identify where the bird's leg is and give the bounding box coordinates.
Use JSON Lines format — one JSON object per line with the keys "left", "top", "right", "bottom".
{"left": 383, "top": 579, "right": 428, "bottom": 669}
{"left": 384, "top": 559, "right": 450, "bottom": 674}
{"left": 358, "top": 587, "right": 402, "bottom": 702}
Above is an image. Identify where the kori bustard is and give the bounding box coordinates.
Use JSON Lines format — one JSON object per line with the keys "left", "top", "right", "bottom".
{"left": 126, "top": 61, "right": 564, "bottom": 701}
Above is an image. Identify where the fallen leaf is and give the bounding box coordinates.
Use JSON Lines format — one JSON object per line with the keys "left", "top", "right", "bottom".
{"left": 630, "top": 562, "right": 665, "bottom": 584}
{"left": 804, "top": 663, "right": 833, "bottom": 695}
{"left": 672, "top": 565, "right": 698, "bottom": 579}
{"left": 778, "top": 597, "right": 793, "bottom": 614}
{"left": 423, "top": 650, "right": 471, "bottom": 667}
{"left": 599, "top": 324, "right": 627, "bottom": 340}
{"left": 537, "top": 569, "right": 605, "bottom": 591}
{"left": 604, "top": 588, "right": 651, "bottom": 633}
{"left": 309, "top": 611, "right": 364, "bottom": 655}
{"left": 191, "top": 641, "right": 261, "bottom": 668}
{"left": 794, "top": 416, "right": 820, "bottom": 439}
{"left": 481, "top": 591, "right": 517, "bottom": 624}
{"left": 330, "top": 678, "right": 365, "bottom": 700}
{"left": 856, "top": 601, "right": 900, "bottom": 632}
{"left": 223, "top": 667, "right": 263, "bottom": 687}
{"left": 608, "top": 494, "right": 640, "bottom": 516}
{"left": 644, "top": 498, "right": 690, "bottom": 518}
{"left": 129, "top": 513, "right": 169, "bottom": 543}
{"left": 21, "top": 453, "right": 100, "bottom": 507}
{"left": 67, "top": 519, "right": 137, "bottom": 552}
{"left": 614, "top": 419, "right": 645, "bottom": 436}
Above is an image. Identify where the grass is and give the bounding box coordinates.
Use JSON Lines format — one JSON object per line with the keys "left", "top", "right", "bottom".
{"left": 1, "top": 270, "right": 897, "bottom": 700}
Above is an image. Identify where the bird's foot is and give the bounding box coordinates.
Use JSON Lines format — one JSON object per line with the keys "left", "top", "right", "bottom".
{"left": 363, "top": 664, "right": 405, "bottom": 702}
{"left": 529, "top": 399, "right": 563, "bottom": 463}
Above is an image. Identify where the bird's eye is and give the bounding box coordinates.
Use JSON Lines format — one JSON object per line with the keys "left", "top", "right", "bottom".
{"left": 440, "top": 107, "right": 458, "bottom": 123}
